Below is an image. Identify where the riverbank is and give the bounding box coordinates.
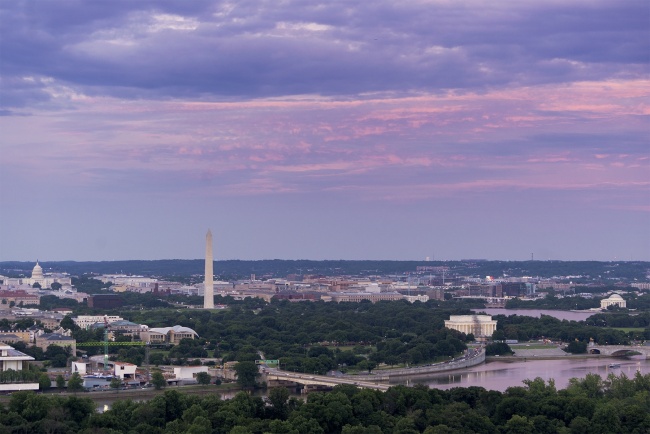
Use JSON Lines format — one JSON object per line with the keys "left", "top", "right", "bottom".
{"left": 489, "top": 346, "right": 622, "bottom": 361}
{"left": 348, "top": 349, "right": 486, "bottom": 381}
{"left": 0, "top": 383, "right": 240, "bottom": 405}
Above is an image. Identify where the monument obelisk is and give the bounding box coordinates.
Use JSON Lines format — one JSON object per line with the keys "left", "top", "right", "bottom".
{"left": 204, "top": 229, "right": 214, "bottom": 309}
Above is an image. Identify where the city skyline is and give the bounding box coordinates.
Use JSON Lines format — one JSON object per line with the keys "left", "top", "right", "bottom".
{"left": 1, "top": 1, "right": 648, "bottom": 262}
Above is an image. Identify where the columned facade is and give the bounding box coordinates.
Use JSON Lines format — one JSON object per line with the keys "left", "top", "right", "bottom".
{"left": 444, "top": 315, "right": 497, "bottom": 337}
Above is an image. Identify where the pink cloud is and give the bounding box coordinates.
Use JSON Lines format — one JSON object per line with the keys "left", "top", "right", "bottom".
{"left": 2, "top": 78, "right": 647, "bottom": 205}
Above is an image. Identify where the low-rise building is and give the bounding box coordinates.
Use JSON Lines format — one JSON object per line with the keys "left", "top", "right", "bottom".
{"left": 329, "top": 291, "right": 404, "bottom": 303}
{"left": 34, "top": 332, "right": 76, "bottom": 354}
{"left": 0, "top": 343, "right": 39, "bottom": 392}
{"left": 112, "top": 361, "right": 137, "bottom": 380}
{"left": 144, "top": 325, "right": 198, "bottom": 344}
{"left": 0, "top": 333, "right": 23, "bottom": 345}
{"left": 73, "top": 315, "right": 124, "bottom": 329}
{"left": 0, "top": 290, "right": 40, "bottom": 307}
{"left": 87, "top": 294, "right": 124, "bottom": 309}
{"left": 0, "top": 330, "right": 30, "bottom": 344}
{"left": 173, "top": 365, "right": 209, "bottom": 382}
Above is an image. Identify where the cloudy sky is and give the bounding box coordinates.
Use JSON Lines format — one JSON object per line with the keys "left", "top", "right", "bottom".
{"left": 1, "top": 0, "right": 648, "bottom": 262}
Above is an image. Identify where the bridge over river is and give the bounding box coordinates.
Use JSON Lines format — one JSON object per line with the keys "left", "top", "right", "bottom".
{"left": 589, "top": 345, "right": 650, "bottom": 358}
{"left": 264, "top": 371, "right": 390, "bottom": 391}
{"left": 264, "top": 348, "right": 486, "bottom": 390}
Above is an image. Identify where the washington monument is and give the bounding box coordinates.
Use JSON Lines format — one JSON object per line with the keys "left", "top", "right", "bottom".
{"left": 204, "top": 229, "right": 214, "bottom": 309}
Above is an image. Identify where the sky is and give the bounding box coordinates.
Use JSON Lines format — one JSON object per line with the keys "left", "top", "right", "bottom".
{"left": 0, "top": 0, "right": 649, "bottom": 262}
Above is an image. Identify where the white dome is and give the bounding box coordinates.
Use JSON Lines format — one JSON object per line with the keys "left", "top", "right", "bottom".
{"left": 608, "top": 294, "right": 624, "bottom": 300}
{"left": 31, "top": 261, "right": 44, "bottom": 279}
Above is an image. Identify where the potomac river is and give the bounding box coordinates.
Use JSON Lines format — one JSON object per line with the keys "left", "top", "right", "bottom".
{"left": 472, "top": 308, "right": 599, "bottom": 321}
{"left": 398, "top": 357, "right": 649, "bottom": 392}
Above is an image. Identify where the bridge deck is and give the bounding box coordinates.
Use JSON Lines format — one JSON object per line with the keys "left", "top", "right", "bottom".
{"left": 265, "top": 371, "right": 390, "bottom": 391}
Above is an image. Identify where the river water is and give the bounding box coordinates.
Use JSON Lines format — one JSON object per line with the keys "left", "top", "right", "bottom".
{"left": 472, "top": 308, "right": 598, "bottom": 321}
{"left": 392, "top": 358, "right": 650, "bottom": 392}
{"left": 94, "top": 358, "right": 649, "bottom": 412}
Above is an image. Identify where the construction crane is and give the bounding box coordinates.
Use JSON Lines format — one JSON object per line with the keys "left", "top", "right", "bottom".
{"left": 103, "top": 316, "right": 109, "bottom": 372}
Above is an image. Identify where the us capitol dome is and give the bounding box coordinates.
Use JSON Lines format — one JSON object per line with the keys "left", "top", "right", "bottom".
{"left": 0, "top": 261, "right": 72, "bottom": 290}
{"left": 30, "top": 261, "right": 44, "bottom": 285}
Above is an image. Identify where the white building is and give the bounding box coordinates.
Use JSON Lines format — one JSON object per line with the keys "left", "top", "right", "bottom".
{"left": 600, "top": 293, "right": 627, "bottom": 309}
{"left": 111, "top": 361, "right": 137, "bottom": 380}
{"left": 0, "top": 262, "right": 72, "bottom": 290}
{"left": 173, "top": 366, "right": 208, "bottom": 381}
{"left": 73, "top": 315, "right": 124, "bottom": 330}
{"left": 0, "top": 344, "right": 39, "bottom": 392}
{"left": 404, "top": 294, "right": 429, "bottom": 303}
{"left": 444, "top": 315, "right": 497, "bottom": 337}
{"left": 96, "top": 275, "right": 157, "bottom": 288}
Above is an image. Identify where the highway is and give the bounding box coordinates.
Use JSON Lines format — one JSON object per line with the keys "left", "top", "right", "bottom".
{"left": 264, "top": 369, "right": 390, "bottom": 391}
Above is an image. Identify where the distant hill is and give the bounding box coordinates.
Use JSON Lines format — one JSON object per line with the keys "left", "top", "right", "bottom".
{"left": 1, "top": 259, "right": 648, "bottom": 281}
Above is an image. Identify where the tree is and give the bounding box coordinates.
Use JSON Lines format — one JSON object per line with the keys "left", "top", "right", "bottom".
{"left": 504, "top": 415, "right": 534, "bottom": 434}
{"left": 234, "top": 361, "right": 259, "bottom": 388}
{"left": 38, "top": 373, "right": 51, "bottom": 390}
{"left": 152, "top": 370, "right": 166, "bottom": 390}
{"left": 50, "top": 282, "right": 62, "bottom": 291}
{"left": 51, "top": 353, "right": 68, "bottom": 368}
{"left": 486, "top": 342, "right": 513, "bottom": 356}
{"left": 110, "top": 377, "right": 122, "bottom": 391}
{"left": 266, "top": 387, "right": 291, "bottom": 419}
{"left": 67, "top": 372, "right": 84, "bottom": 393}
{"left": 565, "top": 341, "right": 588, "bottom": 354}
{"left": 56, "top": 374, "right": 65, "bottom": 390}
{"left": 59, "top": 315, "right": 78, "bottom": 331}
{"left": 196, "top": 371, "right": 211, "bottom": 385}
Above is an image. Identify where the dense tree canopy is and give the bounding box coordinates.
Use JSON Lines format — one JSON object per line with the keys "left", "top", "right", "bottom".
{"left": 1, "top": 372, "right": 648, "bottom": 433}
{"left": 490, "top": 314, "right": 631, "bottom": 345}
{"left": 124, "top": 300, "right": 473, "bottom": 373}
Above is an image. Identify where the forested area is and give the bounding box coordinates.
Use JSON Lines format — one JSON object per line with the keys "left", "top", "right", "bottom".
{"left": 585, "top": 312, "right": 650, "bottom": 328}
{"left": 122, "top": 301, "right": 474, "bottom": 372}
{"left": 1, "top": 372, "right": 649, "bottom": 433}
{"left": 506, "top": 292, "right": 649, "bottom": 312}
{"left": 491, "top": 314, "right": 637, "bottom": 343}
{"left": 505, "top": 295, "right": 600, "bottom": 311}
{"left": 90, "top": 300, "right": 647, "bottom": 371}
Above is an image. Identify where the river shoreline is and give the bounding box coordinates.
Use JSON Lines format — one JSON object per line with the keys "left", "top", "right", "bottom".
{"left": 0, "top": 383, "right": 238, "bottom": 405}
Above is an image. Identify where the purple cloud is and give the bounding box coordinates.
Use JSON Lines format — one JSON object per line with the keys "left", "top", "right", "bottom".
{"left": 0, "top": 1, "right": 648, "bottom": 261}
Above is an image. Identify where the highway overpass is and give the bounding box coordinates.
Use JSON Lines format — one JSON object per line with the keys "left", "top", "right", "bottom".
{"left": 264, "top": 371, "right": 390, "bottom": 391}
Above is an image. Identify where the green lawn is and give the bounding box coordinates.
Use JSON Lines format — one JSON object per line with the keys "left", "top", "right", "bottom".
{"left": 510, "top": 344, "right": 557, "bottom": 349}
{"left": 612, "top": 327, "right": 645, "bottom": 332}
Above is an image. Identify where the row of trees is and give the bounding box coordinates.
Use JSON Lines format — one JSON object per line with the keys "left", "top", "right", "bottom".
{"left": 506, "top": 292, "right": 650, "bottom": 311}
{"left": 489, "top": 313, "right": 632, "bottom": 345}
{"left": 1, "top": 371, "right": 648, "bottom": 433}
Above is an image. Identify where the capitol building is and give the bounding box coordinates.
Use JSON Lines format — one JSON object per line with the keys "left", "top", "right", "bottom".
{"left": 0, "top": 261, "right": 72, "bottom": 290}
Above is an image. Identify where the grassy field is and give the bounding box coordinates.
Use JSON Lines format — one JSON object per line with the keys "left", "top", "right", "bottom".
{"left": 510, "top": 344, "right": 558, "bottom": 350}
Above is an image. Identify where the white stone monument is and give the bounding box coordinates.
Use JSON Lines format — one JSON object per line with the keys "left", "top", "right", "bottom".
{"left": 204, "top": 229, "right": 214, "bottom": 309}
